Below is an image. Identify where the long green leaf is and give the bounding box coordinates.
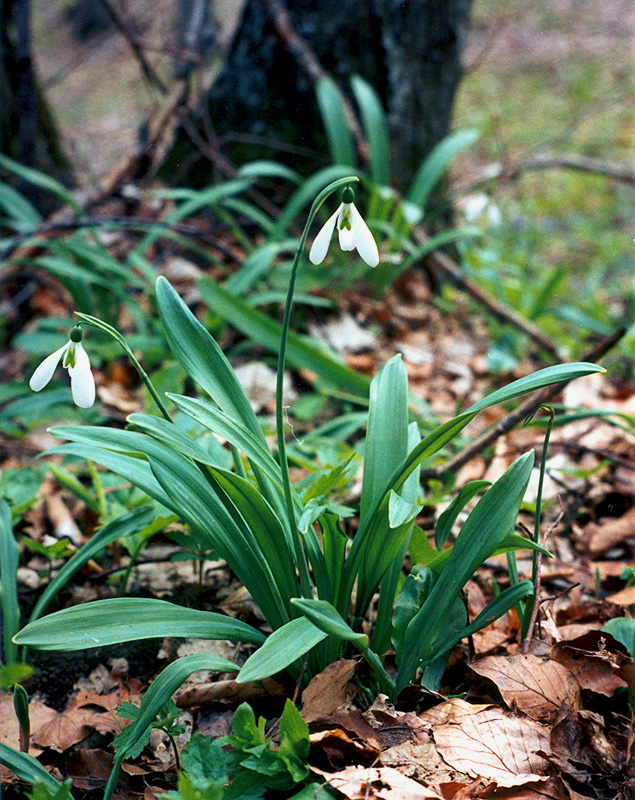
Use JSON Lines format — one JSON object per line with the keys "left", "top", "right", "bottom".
{"left": 147, "top": 453, "right": 290, "bottom": 629}
{"left": 396, "top": 451, "right": 534, "bottom": 694}
{"left": 0, "top": 154, "right": 82, "bottom": 214}
{"left": 208, "top": 466, "right": 300, "bottom": 606}
{"left": 360, "top": 355, "right": 408, "bottom": 520}
{"left": 316, "top": 78, "right": 356, "bottom": 167}
{"left": 132, "top": 180, "right": 250, "bottom": 256}
{"left": 103, "top": 653, "right": 239, "bottom": 800}
{"left": 467, "top": 363, "right": 605, "bottom": 414}
{"left": 14, "top": 598, "right": 265, "bottom": 650}
{"left": 166, "top": 395, "right": 283, "bottom": 486}
{"left": 350, "top": 75, "right": 390, "bottom": 186}
{"left": 29, "top": 507, "right": 157, "bottom": 623}
{"left": 274, "top": 165, "right": 361, "bottom": 238}
{"left": 406, "top": 128, "right": 480, "bottom": 207}
{"left": 156, "top": 276, "right": 265, "bottom": 440}
{"left": 0, "top": 499, "right": 19, "bottom": 663}
{"left": 198, "top": 277, "right": 371, "bottom": 399}
{"left": 435, "top": 480, "right": 491, "bottom": 549}
{"left": 0, "top": 744, "right": 75, "bottom": 797}
{"left": 237, "top": 618, "right": 328, "bottom": 684}
{"left": 291, "top": 598, "right": 368, "bottom": 647}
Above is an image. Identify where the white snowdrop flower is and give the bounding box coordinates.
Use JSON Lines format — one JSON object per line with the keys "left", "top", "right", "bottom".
{"left": 29, "top": 326, "right": 95, "bottom": 408}
{"left": 309, "top": 186, "right": 379, "bottom": 267}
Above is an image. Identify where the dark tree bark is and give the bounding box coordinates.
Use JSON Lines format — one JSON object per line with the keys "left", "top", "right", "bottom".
{"left": 171, "top": 0, "right": 472, "bottom": 190}
{"left": 1, "top": 0, "right": 72, "bottom": 212}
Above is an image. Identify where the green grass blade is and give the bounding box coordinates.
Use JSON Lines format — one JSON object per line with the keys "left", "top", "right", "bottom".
{"left": 166, "top": 395, "right": 283, "bottom": 486}
{"left": 435, "top": 480, "right": 492, "bottom": 549}
{"left": 14, "top": 598, "right": 265, "bottom": 650}
{"left": 0, "top": 154, "right": 83, "bottom": 214}
{"left": 273, "top": 165, "right": 361, "bottom": 238}
{"left": 316, "top": 77, "right": 356, "bottom": 167}
{"left": 198, "top": 277, "right": 371, "bottom": 399}
{"left": 350, "top": 75, "right": 390, "bottom": 186}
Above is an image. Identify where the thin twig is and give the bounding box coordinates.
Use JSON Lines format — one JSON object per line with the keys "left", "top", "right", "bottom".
{"left": 422, "top": 243, "right": 567, "bottom": 361}
{"left": 95, "top": 0, "right": 168, "bottom": 94}
{"left": 467, "top": 152, "right": 635, "bottom": 190}
{"left": 420, "top": 326, "right": 627, "bottom": 482}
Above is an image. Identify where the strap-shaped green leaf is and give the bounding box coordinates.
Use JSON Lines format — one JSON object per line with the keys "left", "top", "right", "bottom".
{"left": 0, "top": 499, "right": 19, "bottom": 663}
{"left": 30, "top": 507, "right": 158, "bottom": 623}
{"left": 316, "top": 77, "right": 356, "bottom": 168}
{"left": 395, "top": 452, "right": 534, "bottom": 694}
{"left": 14, "top": 598, "right": 265, "bottom": 650}
{"left": 291, "top": 598, "right": 368, "bottom": 647}
{"left": 435, "top": 480, "right": 492, "bottom": 549}
{"left": 103, "top": 653, "right": 239, "bottom": 800}
{"left": 351, "top": 75, "right": 390, "bottom": 186}
{"left": 1, "top": 743, "right": 74, "bottom": 798}
{"left": 361, "top": 355, "right": 408, "bottom": 520}
{"left": 237, "top": 617, "right": 328, "bottom": 684}
{"left": 198, "top": 277, "right": 371, "bottom": 399}
{"left": 166, "top": 395, "right": 283, "bottom": 486}
{"left": 156, "top": 276, "right": 264, "bottom": 441}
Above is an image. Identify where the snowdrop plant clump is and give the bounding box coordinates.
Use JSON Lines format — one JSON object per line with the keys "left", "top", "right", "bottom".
{"left": 15, "top": 176, "right": 604, "bottom": 800}
{"left": 29, "top": 325, "right": 95, "bottom": 408}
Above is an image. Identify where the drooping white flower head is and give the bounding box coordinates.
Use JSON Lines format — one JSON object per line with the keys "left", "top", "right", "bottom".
{"left": 309, "top": 186, "right": 379, "bottom": 267}
{"left": 29, "top": 326, "right": 95, "bottom": 408}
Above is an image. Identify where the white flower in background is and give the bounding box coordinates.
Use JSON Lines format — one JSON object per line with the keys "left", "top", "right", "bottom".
{"left": 462, "top": 192, "right": 502, "bottom": 227}
{"left": 309, "top": 186, "right": 379, "bottom": 267}
{"left": 29, "top": 326, "right": 95, "bottom": 408}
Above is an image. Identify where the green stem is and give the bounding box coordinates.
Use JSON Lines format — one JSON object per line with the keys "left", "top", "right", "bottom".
{"left": 522, "top": 405, "right": 555, "bottom": 636}
{"left": 74, "top": 313, "right": 172, "bottom": 422}
{"left": 275, "top": 176, "right": 359, "bottom": 598}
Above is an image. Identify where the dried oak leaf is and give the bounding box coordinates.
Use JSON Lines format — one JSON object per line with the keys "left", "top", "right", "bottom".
{"left": 420, "top": 699, "right": 551, "bottom": 788}
{"left": 470, "top": 654, "right": 580, "bottom": 721}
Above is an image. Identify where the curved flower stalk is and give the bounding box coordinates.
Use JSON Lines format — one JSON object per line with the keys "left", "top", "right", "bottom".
{"left": 309, "top": 185, "right": 379, "bottom": 267}
{"left": 29, "top": 326, "right": 95, "bottom": 408}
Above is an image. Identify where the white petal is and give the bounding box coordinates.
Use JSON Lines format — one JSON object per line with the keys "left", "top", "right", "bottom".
{"left": 68, "top": 344, "right": 95, "bottom": 408}
{"left": 350, "top": 205, "right": 379, "bottom": 267}
{"left": 29, "top": 344, "right": 68, "bottom": 392}
{"left": 309, "top": 206, "right": 341, "bottom": 264}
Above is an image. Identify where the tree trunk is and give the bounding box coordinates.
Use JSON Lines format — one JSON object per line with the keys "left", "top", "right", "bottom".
{"left": 1, "top": 0, "right": 72, "bottom": 213}
{"left": 171, "top": 0, "right": 472, "bottom": 190}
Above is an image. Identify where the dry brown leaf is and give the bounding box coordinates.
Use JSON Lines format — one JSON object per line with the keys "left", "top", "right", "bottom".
{"left": 605, "top": 584, "right": 635, "bottom": 605}
{"left": 470, "top": 654, "right": 580, "bottom": 720}
{"left": 64, "top": 748, "right": 114, "bottom": 790}
{"left": 586, "top": 507, "right": 635, "bottom": 555}
{"left": 551, "top": 633, "right": 628, "bottom": 696}
{"left": 31, "top": 690, "right": 126, "bottom": 752}
{"left": 0, "top": 693, "right": 57, "bottom": 756}
{"left": 302, "top": 659, "right": 358, "bottom": 723}
{"left": 420, "top": 699, "right": 550, "bottom": 787}
{"left": 318, "top": 765, "right": 442, "bottom": 799}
